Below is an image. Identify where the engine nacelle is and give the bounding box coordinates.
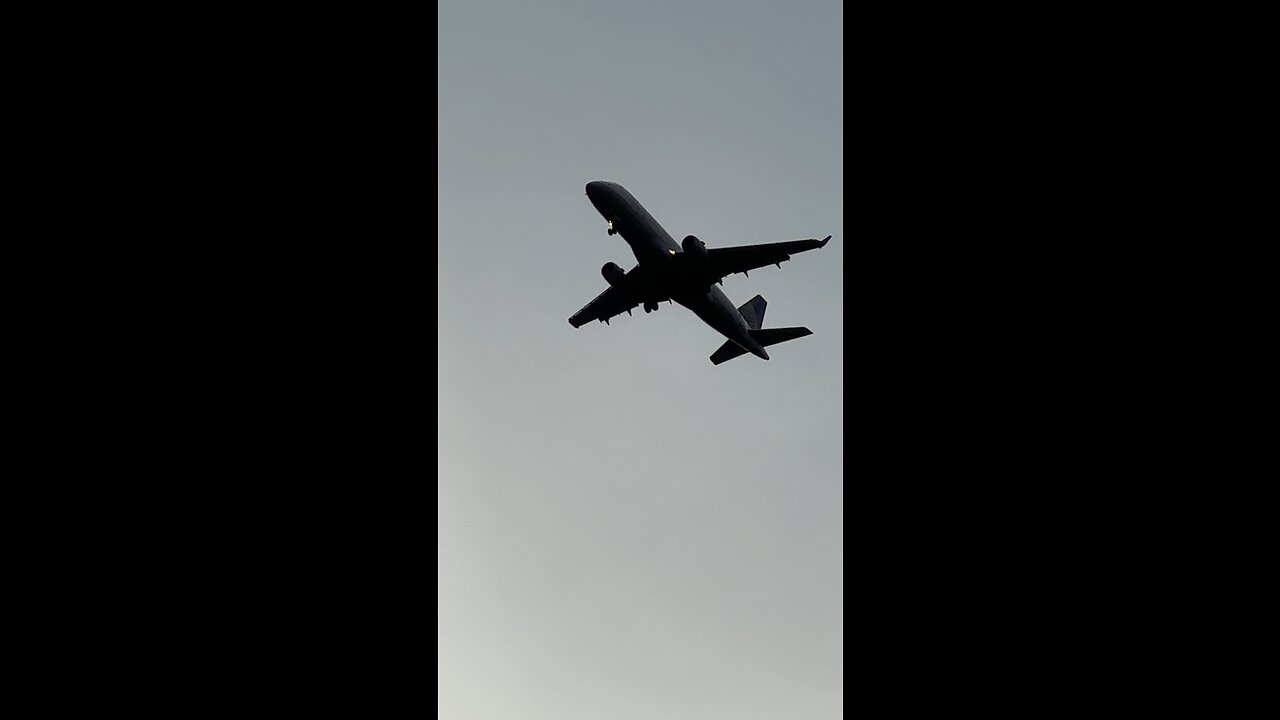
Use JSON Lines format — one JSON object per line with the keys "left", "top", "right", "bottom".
{"left": 682, "top": 235, "right": 707, "bottom": 261}
{"left": 601, "top": 262, "right": 627, "bottom": 286}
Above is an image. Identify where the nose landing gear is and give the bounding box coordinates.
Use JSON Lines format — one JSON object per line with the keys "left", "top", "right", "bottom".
{"left": 607, "top": 220, "right": 616, "bottom": 236}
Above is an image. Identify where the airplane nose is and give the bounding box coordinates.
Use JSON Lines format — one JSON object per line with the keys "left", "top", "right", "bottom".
{"left": 585, "top": 181, "right": 609, "bottom": 209}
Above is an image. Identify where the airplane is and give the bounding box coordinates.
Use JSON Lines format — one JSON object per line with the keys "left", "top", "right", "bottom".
{"left": 569, "top": 181, "right": 831, "bottom": 365}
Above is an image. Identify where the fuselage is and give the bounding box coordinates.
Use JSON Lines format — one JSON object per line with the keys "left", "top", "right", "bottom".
{"left": 585, "top": 181, "right": 769, "bottom": 359}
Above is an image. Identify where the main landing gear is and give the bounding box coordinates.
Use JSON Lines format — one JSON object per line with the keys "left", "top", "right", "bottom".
{"left": 643, "top": 301, "right": 658, "bottom": 313}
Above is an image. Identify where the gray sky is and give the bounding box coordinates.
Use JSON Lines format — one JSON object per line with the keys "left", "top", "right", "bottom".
{"left": 439, "top": 0, "right": 843, "bottom": 716}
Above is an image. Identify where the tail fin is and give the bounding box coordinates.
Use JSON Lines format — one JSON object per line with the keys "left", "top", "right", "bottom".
{"left": 750, "top": 327, "right": 812, "bottom": 346}
{"left": 737, "top": 295, "right": 766, "bottom": 330}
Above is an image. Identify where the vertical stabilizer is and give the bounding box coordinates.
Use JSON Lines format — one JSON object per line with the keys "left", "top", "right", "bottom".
{"left": 737, "top": 295, "right": 767, "bottom": 330}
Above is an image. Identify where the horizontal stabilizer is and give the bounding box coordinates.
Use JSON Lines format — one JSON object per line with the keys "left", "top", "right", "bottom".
{"left": 710, "top": 339, "right": 750, "bottom": 365}
{"left": 750, "top": 326, "right": 812, "bottom": 346}
{"left": 709, "top": 326, "right": 813, "bottom": 365}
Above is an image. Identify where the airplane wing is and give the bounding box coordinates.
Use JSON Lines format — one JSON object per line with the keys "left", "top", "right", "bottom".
{"left": 707, "top": 235, "right": 832, "bottom": 283}
{"left": 568, "top": 285, "right": 640, "bottom": 327}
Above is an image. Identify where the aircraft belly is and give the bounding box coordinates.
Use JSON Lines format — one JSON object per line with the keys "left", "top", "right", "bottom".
{"left": 615, "top": 194, "right": 679, "bottom": 259}
{"left": 678, "top": 288, "right": 753, "bottom": 349}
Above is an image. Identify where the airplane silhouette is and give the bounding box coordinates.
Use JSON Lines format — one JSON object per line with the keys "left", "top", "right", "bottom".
{"left": 570, "top": 181, "right": 831, "bottom": 364}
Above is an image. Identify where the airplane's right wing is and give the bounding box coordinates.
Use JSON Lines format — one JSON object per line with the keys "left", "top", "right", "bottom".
{"left": 707, "top": 235, "right": 831, "bottom": 283}
{"left": 568, "top": 285, "right": 640, "bottom": 327}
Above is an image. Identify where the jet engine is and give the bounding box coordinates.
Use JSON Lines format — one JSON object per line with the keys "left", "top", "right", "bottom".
{"left": 682, "top": 235, "right": 707, "bottom": 262}
{"left": 601, "top": 262, "right": 627, "bottom": 286}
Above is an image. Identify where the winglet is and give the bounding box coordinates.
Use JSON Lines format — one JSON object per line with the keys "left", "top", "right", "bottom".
{"left": 819, "top": 235, "right": 831, "bottom": 247}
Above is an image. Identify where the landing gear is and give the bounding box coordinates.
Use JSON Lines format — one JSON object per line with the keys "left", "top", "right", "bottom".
{"left": 644, "top": 301, "right": 658, "bottom": 313}
{"left": 607, "top": 221, "right": 616, "bottom": 236}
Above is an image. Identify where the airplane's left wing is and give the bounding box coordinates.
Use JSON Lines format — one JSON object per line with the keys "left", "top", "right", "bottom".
{"left": 568, "top": 285, "right": 640, "bottom": 327}
{"left": 707, "top": 235, "right": 832, "bottom": 282}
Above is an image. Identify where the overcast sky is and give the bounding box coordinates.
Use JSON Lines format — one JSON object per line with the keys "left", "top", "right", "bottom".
{"left": 439, "top": 0, "right": 843, "bottom": 716}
